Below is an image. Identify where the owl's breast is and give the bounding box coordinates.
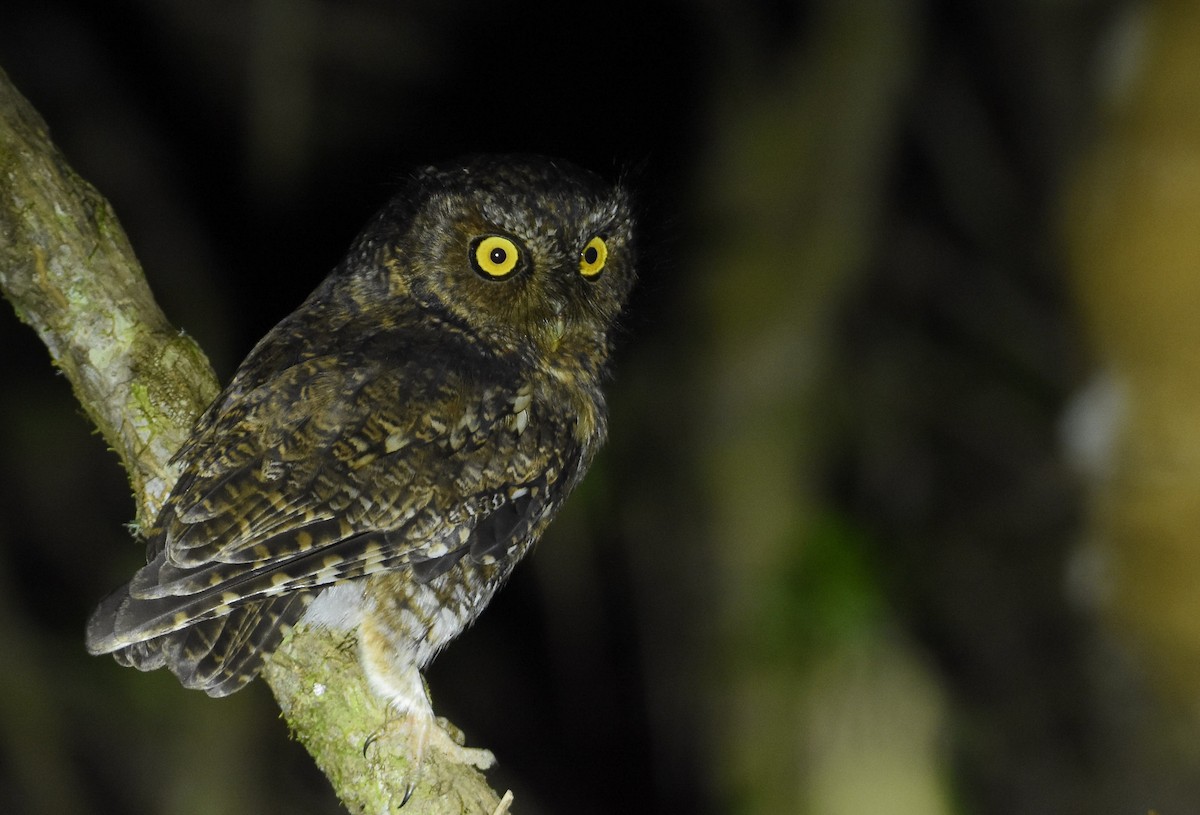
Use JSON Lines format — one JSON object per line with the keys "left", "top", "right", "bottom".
{"left": 530, "top": 351, "right": 609, "bottom": 451}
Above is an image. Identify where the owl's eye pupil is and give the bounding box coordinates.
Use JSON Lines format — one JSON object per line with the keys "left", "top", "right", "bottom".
{"left": 583, "top": 246, "right": 599, "bottom": 265}
{"left": 490, "top": 247, "right": 508, "bottom": 265}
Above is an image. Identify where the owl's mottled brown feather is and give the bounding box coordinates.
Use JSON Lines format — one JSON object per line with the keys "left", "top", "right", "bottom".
{"left": 87, "top": 155, "right": 635, "bottom": 712}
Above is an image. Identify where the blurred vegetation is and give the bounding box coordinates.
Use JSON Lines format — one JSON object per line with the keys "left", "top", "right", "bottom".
{"left": 4, "top": 1, "right": 1200, "bottom": 813}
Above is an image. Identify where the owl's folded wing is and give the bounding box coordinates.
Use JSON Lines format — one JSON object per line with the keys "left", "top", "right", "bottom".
{"left": 86, "top": 351, "right": 578, "bottom": 654}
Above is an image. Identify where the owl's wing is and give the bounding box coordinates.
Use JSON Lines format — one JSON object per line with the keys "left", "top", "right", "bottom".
{"left": 87, "top": 350, "right": 579, "bottom": 655}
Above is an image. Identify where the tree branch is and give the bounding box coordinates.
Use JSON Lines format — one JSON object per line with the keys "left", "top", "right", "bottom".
{"left": 0, "top": 65, "right": 507, "bottom": 814}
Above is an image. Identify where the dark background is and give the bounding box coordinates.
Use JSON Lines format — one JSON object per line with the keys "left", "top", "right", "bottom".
{"left": 4, "top": 1, "right": 1200, "bottom": 813}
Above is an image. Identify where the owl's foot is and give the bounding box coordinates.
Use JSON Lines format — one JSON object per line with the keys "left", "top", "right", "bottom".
{"left": 359, "top": 658, "right": 494, "bottom": 803}
{"left": 365, "top": 709, "right": 495, "bottom": 768}
{"left": 365, "top": 709, "right": 495, "bottom": 806}
{"left": 429, "top": 715, "right": 496, "bottom": 769}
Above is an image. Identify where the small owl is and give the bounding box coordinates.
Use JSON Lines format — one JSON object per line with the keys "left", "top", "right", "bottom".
{"left": 86, "top": 154, "right": 635, "bottom": 771}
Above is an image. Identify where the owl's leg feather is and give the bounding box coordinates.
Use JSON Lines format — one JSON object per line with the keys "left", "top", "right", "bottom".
{"left": 369, "top": 661, "right": 496, "bottom": 768}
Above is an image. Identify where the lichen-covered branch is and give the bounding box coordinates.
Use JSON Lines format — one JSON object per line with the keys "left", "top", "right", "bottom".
{"left": 263, "top": 629, "right": 506, "bottom": 814}
{"left": 0, "top": 65, "right": 505, "bottom": 814}
{"left": 0, "top": 67, "right": 216, "bottom": 526}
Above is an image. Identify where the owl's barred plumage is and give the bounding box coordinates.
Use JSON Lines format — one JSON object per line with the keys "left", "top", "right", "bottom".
{"left": 87, "top": 156, "right": 634, "bottom": 743}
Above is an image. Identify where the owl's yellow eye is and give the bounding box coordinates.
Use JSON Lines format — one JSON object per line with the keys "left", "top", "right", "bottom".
{"left": 471, "top": 236, "right": 521, "bottom": 280}
{"left": 579, "top": 236, "right": 608, "bottom": 279}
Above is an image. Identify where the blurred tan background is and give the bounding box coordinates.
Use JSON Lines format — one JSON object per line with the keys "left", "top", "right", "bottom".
{"left": 3, "top": 1, "right": 1200, "bottom": 813}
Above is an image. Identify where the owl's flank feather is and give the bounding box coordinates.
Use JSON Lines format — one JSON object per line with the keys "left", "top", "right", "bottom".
{"left": 86, "top": 154, "right": 635, "bottom": 768}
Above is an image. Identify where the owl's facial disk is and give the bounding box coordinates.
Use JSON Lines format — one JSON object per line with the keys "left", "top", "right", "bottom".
{"left": 457, "top": 224, "right": 627, "bottom": 359}
{"left": 395, "top": 156, "right": 635, "bottom": 367}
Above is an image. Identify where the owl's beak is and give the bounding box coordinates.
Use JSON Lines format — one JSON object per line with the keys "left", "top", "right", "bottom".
{"left": 539, "top": 296, "right": 568, "bottom": 351}
{"left": 548, "top": 315, "right": 567, "bottom": 350}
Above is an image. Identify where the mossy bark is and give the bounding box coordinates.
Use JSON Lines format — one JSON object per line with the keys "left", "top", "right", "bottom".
{"left": 0, "top": 64, "right": 505, "bottom": 814}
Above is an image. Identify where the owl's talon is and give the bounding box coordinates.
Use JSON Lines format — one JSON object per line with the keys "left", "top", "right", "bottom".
{"left": 363, "top": 730, "right": 380, "bottom": 759}
{"left": 399, "top": 781, "right": 415, "bottom": 808}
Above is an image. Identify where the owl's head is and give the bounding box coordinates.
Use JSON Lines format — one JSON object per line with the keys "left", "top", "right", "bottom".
{"left": 353, "top": 155, "right": 635, "bottom": 369}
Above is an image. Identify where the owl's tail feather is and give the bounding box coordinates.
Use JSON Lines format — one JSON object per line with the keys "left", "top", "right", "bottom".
{"left": 87, "top": 590, "right": 313, "bottom": 697}
{"left": 88, "top": 528, "right": 389, "bottom": 654}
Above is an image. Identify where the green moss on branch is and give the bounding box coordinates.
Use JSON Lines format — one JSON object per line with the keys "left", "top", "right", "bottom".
{"left": 0, "top": 64, "right": 507, "bottom": 814}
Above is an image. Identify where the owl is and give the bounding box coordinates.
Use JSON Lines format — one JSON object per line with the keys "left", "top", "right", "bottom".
{"left": 86, "top": 154, "right": 635, "bottom": 773}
